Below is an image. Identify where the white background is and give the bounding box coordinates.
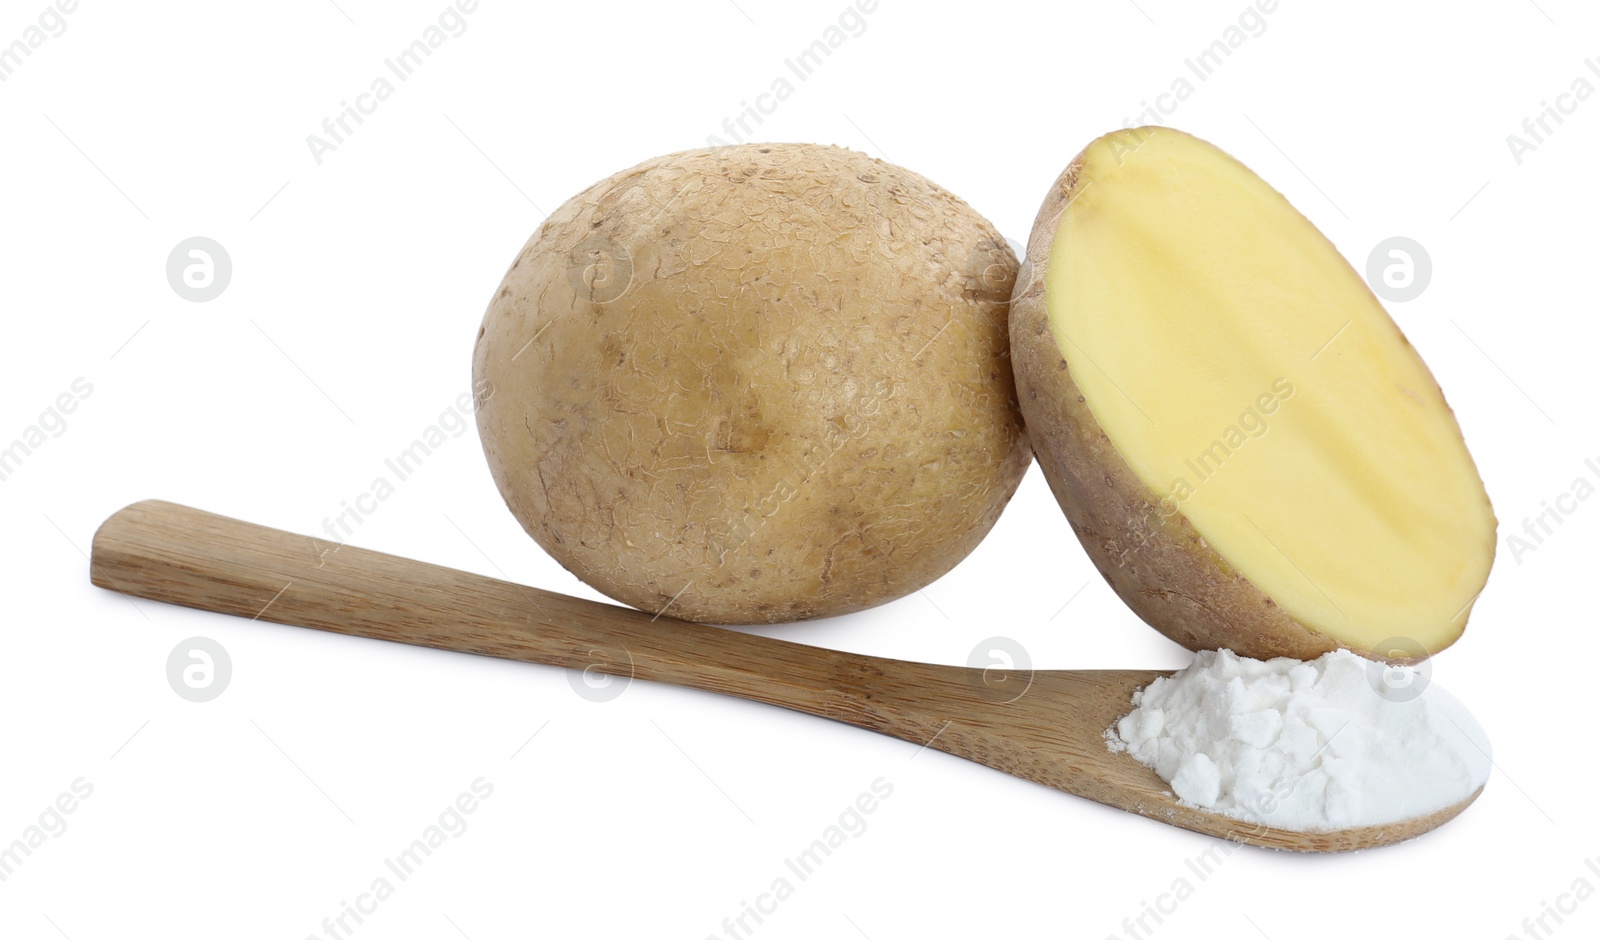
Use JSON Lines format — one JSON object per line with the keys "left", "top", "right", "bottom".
{"left": 1, "top": 0, "right": 1596, "bottom": 937}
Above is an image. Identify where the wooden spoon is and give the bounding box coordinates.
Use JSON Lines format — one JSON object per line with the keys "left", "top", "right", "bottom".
{"left": 88, "top": 500, "right": 1478, "bottom": 851}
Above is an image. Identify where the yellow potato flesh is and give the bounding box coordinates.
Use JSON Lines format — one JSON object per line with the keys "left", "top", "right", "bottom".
{"left": 1045, "top": 128, "right": 1495, "bottom": 652}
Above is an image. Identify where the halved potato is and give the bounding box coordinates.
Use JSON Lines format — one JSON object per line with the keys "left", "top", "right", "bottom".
{"left": 1011, "top": 126, "right": 1496, "bottom": 663}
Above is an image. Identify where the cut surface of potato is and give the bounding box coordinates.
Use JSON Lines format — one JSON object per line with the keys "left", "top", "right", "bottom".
{"left": 1012, "top": 126, "right": 1495, "bottom": 660}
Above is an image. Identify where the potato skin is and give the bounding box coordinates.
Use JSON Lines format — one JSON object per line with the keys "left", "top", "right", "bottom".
{"left": 1010, "top": 150, "right": 1348, "bottom": 663}
{"left": 475, "top": 143, "right": 1029, "bottom": 624}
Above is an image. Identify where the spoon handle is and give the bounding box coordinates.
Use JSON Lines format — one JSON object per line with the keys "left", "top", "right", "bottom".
{"left": 90, "top": 500, "right": 944, "bottom": 734}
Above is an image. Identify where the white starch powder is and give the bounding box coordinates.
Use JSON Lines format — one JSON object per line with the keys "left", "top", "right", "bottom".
{"left": 1107, "top": 648, "right": 1490, "bottom": 831}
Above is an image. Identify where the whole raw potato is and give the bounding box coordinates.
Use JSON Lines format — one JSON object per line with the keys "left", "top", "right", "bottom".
{"left": 474, "top": 143, "right": 1029, "bottom": 624}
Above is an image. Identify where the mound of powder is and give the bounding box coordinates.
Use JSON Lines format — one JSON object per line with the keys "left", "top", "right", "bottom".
{"left": 1106, "top": 648, "right": 1491, "bottom": 831}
